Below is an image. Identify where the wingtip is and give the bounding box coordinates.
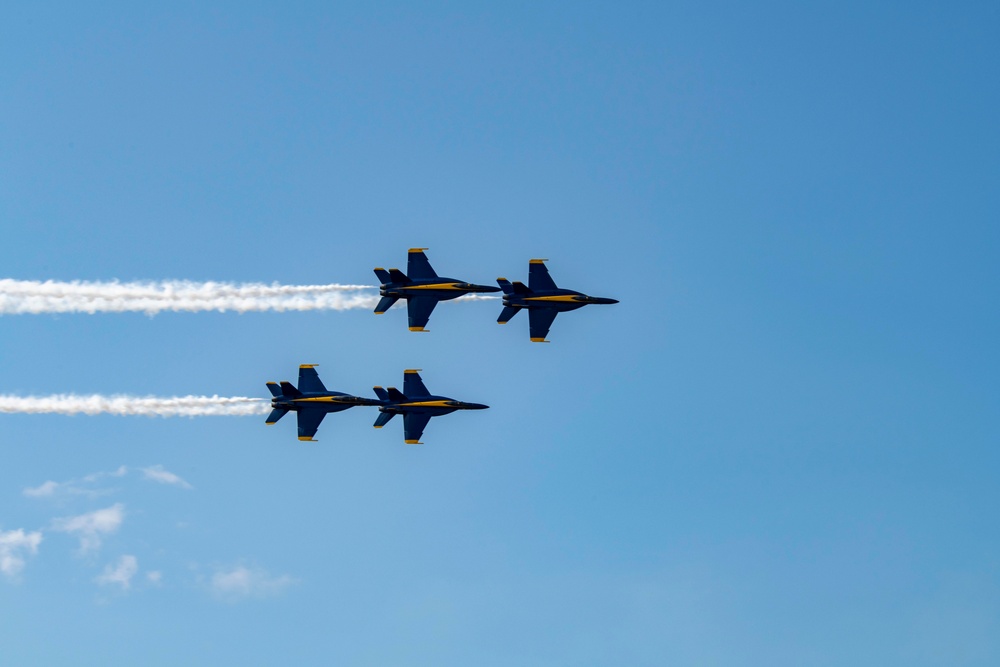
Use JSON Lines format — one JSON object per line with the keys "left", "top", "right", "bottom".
{"left": 408, "top": 247, "right": 429, "bottom": 253}
{"left": 530, "top": 337, "right": 550, "bottom": 343}
{"left": 529, "top": 258, "right": 549, "bottom": 264}
{"left": 404, "top": 439, "right": 423, "bottom": 445}
{"left": 298, "top": 436, "right": 316, "bottom": 442}
{"left": 408, "top": 326, "right": 428, "bottom": 332}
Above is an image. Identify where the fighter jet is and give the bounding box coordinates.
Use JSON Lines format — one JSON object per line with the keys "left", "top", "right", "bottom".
{"left": 372, "top": 369, "right": 488, "bottom": 444}
{"left": 497, "top": 259, "right": 619, "bottom": 342}
{"left": 266, "top": 365, "right": 381, "bottom": 441}
{"left": 373, "top": 248, "right": 501, "bottom": 331}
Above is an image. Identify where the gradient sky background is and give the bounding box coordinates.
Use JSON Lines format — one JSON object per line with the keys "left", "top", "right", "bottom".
{"left": 1, "top": 2, "right": 998, "bottom": 665}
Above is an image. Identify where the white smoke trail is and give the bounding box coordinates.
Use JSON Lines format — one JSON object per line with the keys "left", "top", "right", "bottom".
{"left": 0, "top": 279, "right": 379, "bottom": 315}
{"left": 0, "top": 394, "right": 271, "bottom": 417}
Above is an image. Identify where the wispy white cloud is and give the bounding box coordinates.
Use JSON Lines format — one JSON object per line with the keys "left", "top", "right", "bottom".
{"left": 95, "top": 554, "right": 138, "bottom": 590}
{"left": 23, "top": 480, "right": 61, "bottom": 498}
{"left": 140, "top": 465, "right": 193, "bottom": 490}
{"left": 0, "top": 528, "right": 43, "bottom": 578}
{"left": 83, "top": 465, "right": 128, "bottom": 482}
{"left": 50, "top": 503, "right": 124, "bottom": 554}
{"left": 146, "top": 570, "right": 163, "bottom": 585}
{"left": 23, "top": 466, "right": 127, "bottom": 500}
{"left": 210, "top": 564, "right": 297, "bottom": 601}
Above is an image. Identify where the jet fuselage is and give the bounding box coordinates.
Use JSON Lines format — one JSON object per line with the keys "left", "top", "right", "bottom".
{"left": 502, "top": 288, "right": 619, "bottom": 313}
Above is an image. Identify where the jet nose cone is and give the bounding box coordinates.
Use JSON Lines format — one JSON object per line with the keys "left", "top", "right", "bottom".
{"left": 465, "top": 402, "right": 489, "bottom": 410}
{"left": 473, "top": 284, "right": 502, "bottom": 293}
{"left": 594, "top": 297, "right": 619, "bottom": 305}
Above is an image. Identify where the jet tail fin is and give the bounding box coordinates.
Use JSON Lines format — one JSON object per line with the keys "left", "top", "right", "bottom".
{"left": 497, "top": 278, "right": 529, "bottom": 295}
{"left": 279, "top": 381, "right": 302, "bottom": 398}
{"left": 265, "top": 408, "right": 289, "bottom": 425}
{"left": 497, "top": 306, "right": 520, "bottom": 324}
{"left": 513, "top": 281, "right": 530, "bottom": 294}
{"left": 266, "top": 382, "right": 282, "bottom": 397}
{"left": 374, "top": 296, "right": 398, "bottom": 314}
{"left": 388, "top": 269, "right": 409, "bottom": 284}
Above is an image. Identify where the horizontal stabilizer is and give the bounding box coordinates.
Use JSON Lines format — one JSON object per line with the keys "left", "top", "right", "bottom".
{"left": 265, "top": 408, "right": 288, "bottom": 425}
{"left": 373, "top": 386, "right": 389, "bottom": 402}
{"left": 266, "top": 382, "right": 282, "bottom": 397}
{"left": 386, "top": 387, "right": 407, "bottom": 403}
{"left": 279, "top": 381, "right": 302, "bottom": 398}
{"left": 374, "top": 296, "right": 399, "bottom": 314}
{"left": 388, "top": 269, "right": 409, "bottom": 284}
{"left": 373, "top": 411, "right": 395, "bottom": 428}
{"left": 511, "top": 281, "right": 530, "bottom": 294}
{"left": 374, "top": 268, "right": 392, "bottom": 284}
{"left": 497, "top": 306, "right": 520, "bottom": 324}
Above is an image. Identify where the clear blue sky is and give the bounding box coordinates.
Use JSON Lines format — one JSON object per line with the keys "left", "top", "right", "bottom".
{"left": 2, "top": 2, "right": 998, "bottom": 665}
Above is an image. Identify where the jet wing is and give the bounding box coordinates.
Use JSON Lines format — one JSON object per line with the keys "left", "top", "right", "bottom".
{"left": 528, "top": 308, "right": 558, "bottom": 342}
{"left": 407, "top": 297, "right": 438, "bottom": 331}
{"left": 297, "top": 410, "right": 326, "bottom": 441}
{"left": 528, "top": 260, "right": 558, "bottom": 291}
{"left": 402, "top": 413, "right": 432, "bottom": 444}
{"left": 403, "top": 370, "right": 431, "bottom": 398}
{"left": 298, "top": 365, "right": 327, "bottom": 393}
{"left": 407, "top": 249, "right": 438, "bottom": 280}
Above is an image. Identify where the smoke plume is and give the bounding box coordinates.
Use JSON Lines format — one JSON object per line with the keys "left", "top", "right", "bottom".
{"left": 0, "top": 394, "right": 270, "bottom": 417}
{"left": 0, "top": 279, "right": 379, "bottom": 315}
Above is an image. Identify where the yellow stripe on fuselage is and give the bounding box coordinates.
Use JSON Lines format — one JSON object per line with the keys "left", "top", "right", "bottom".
{"left": 294, "top": 397, "right": 353, "bottom": 403}
{"left": 524, "top": 295, "right": 583, "bottom": 302}
{"left": 396, "top": 400, "right": 453, "bottom": 408}
{"left": 401, "top": 282, "right": 466, "bottom": 290}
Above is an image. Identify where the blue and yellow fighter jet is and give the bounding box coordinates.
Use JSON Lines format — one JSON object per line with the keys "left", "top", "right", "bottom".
{"left": 372, "top": 369, "right": 488, "bottom": 444}
{"left": 497, "top": 259, "right": 619, "bottom": 342}
{"left": 266, "top": 365, "right": 381, "bottom": 441}
{"left": 373, "top": 248, "right": 501, "bottom": 331}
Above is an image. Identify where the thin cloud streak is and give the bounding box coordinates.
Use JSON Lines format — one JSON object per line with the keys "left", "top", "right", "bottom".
{"left": 141, "top": 465, "right": 193, "bottom": 489}
{"left": 24, "top": 466, "right": 127, "bottom": 499}
{"left": 210, "top": 564, "right": 297, "bottom": 601}
{"left": 0, "top": 279, "right": 378, "bottom": 315}
{"left": 0, "top": 394, "right": 269, "bottom": 417}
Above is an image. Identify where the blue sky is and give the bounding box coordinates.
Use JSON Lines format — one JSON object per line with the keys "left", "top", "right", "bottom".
{"left": 1, "top": 2, "right": 998, "bottom": 665}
